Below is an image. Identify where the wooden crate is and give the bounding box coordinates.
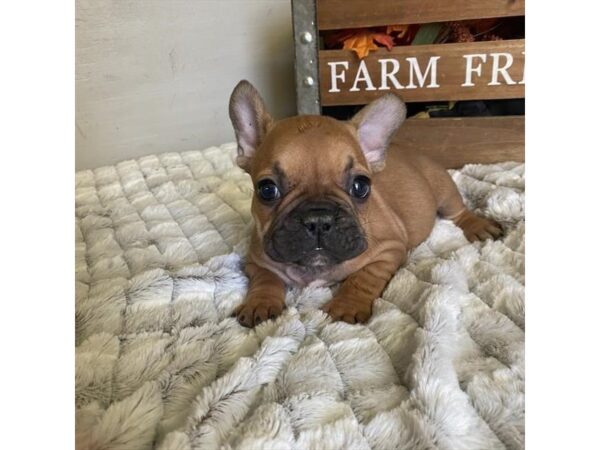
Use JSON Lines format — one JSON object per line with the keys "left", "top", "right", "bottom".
{"left": 317, "top": 0, "right": 525, "bottom": 30}
{"left": 292, "top": 0, "right": 525, "bottom": 163}
{"left": 319, "top": 39, "right": 525, "bottom": 105}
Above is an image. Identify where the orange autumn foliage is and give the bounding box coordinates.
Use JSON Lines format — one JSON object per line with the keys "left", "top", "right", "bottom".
{"left": 324, "top": 25, "right": 411, "bottom": 59}
{"left": 342, "top": 30, "right": 394, "bottom": 59}
{"left": 386, "top": 24, "right": 409, "bottom": 38}
{"left": 322, "top": 18, "right": 518, "bottom": 59}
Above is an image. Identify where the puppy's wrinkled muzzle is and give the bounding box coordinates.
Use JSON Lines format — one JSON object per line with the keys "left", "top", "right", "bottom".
{"left": 265, "top": 200, "right": 367, "bottom": 267}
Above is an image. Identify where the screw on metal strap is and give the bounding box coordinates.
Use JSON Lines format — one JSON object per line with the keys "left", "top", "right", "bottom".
{"left": 300, "top": 31, "right": 313, "bottom": 44}
{"left": 292, "top": 0, "right": 320, "bottom": 115}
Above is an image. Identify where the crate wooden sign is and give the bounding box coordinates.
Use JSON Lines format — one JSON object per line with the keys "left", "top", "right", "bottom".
{"left": 319, "top": 39, "right": 525, "bottom": 105}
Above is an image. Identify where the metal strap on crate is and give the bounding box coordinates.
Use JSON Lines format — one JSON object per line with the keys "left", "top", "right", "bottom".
{"left": 292, "top": 0, "right": 320, "bottom": 115}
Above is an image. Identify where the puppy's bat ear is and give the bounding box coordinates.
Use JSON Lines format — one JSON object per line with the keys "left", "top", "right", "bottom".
{"left": 350, "top": 93, "right": 407, "bottom": 172}
{"left": 229, "top": 80, "right": 273, "bottom": 172}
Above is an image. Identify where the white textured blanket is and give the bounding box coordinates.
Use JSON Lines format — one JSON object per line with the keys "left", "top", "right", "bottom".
{"left": 75, "top": 143, "right": 524, "bottom": 450}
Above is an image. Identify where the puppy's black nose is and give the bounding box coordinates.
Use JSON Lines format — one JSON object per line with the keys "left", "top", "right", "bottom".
{"left": 301, "top": 209, "right": 334, "bottom": 237}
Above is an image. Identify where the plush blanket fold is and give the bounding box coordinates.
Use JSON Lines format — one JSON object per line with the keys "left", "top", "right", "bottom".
{"left": 75, "top": 143, "right": 524, "bottom": 450}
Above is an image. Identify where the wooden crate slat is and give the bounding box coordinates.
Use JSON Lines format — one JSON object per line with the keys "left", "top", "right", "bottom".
{"left": 319, "top": 39, "right": 525, "bottom": 105}
{"left": 392, "top": 116, "right": 524, "bottom": 168}
{"left": 317, "top": 0, "right": 525, "bottom": 30}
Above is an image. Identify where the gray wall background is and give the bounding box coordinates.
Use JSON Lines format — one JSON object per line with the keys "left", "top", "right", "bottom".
{"left": 76, "top": 0, "right": 296, "bottom": 170}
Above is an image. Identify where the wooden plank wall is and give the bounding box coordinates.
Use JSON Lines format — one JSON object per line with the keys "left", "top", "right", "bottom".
{"left": 392, "top": 116, "right": 524, "bottom": 168}
{"left": 317, "top": 0, "right": 525, "bottom": 29}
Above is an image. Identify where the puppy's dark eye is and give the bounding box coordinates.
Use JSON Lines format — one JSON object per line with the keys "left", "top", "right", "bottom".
{"left": 257, "top": 179, "right": 280, "bottom": 202}
{"left": 350, "top": 175, "right": 371, "bottom": 199}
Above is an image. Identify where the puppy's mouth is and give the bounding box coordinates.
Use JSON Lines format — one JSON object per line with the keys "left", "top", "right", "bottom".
{"left": 298, "top": 248, "right": 335, "bottom": 267}
{"left": 264, "top": 200, "right": 367, "bottom": 267}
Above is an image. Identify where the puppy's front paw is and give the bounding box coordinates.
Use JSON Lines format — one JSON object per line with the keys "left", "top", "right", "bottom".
{"left": 233, "top": 297, "right": 284, "bottom": 328}
{"left": 321, "top": 297, "right": 372, "bottom": 324}
{"left": 454, "top": 211, "right": 503, "bottom": 242}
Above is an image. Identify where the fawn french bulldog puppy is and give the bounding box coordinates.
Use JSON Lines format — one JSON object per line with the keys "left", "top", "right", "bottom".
{"left": 229, "top": 80, "right": 501, "bottom": 327}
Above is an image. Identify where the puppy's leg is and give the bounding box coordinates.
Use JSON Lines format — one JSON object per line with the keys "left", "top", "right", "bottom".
{"left": 235, "top": 262, "right": 285, "bottom": 327}
{"left": 322, "top": 253, "right": 405, "bottom": 324}
{"left": 422, "top": 160, "right": 502, "bottom": 242}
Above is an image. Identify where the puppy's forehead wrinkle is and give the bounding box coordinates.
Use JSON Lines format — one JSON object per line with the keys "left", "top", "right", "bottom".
{"left": 295, "top": 117, "right": 322, "bottom": 133}
{"left": 271, "top": 161, "right": 290, "bottom": 193}
{"left": 273, "top": 161, "right": 286, "bottom": 181}
{"left": 344, "top": 156, "right": 354, "bottom": 175}
{"left": 254, "top": 116, "right": 369, "bottom": 193}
